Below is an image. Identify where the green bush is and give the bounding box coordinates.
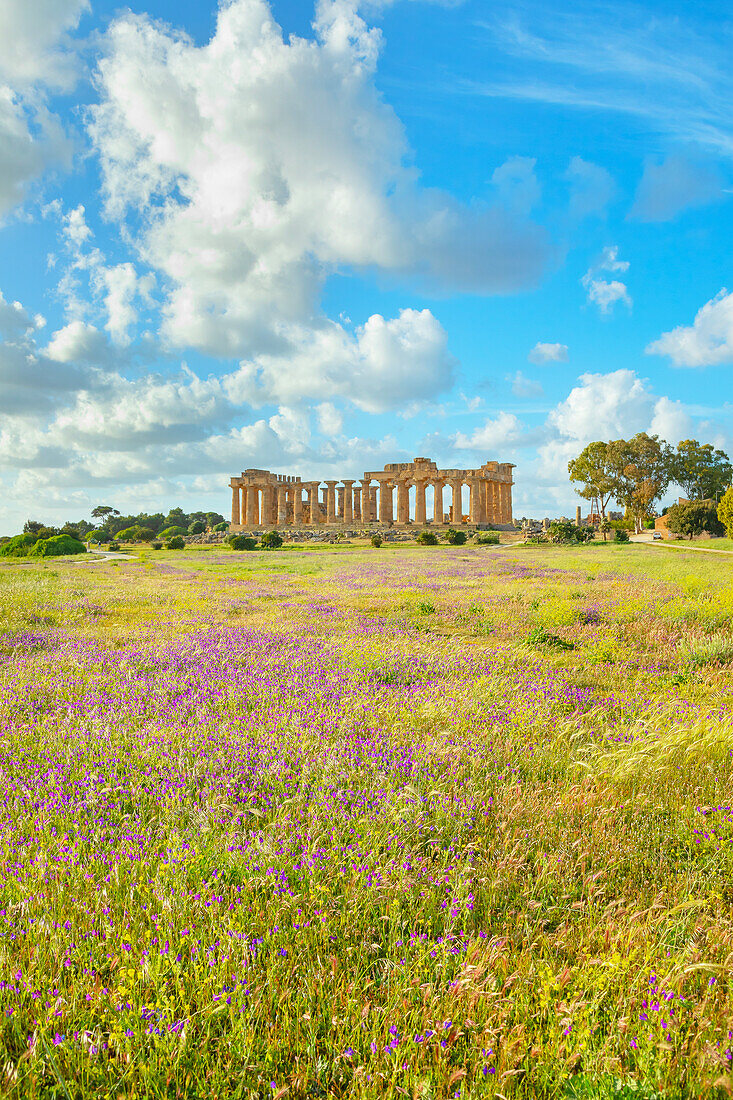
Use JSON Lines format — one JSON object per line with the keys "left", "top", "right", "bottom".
{"left": 188, "top": 520, "right": 206, "bottom": 534}
{"left": 526, "top": 626, "right": 575, "bottom": 651}
{"left": 116, "top": 525, "right": 156, "bottom": 543}
{"left": 166, "top": 536, "right": 185, "bottom": 550}
{"left": 444, "top": 528, "right": 467, "bottom": 545}
{"left": 718, "top": 487, "right": 733, "bottom": 538}
{"left": 261, "top": 530, "right": 283, "bottom": 550}
{"left": 0, "top": 533, "right": 38, "bottom": 557}
{"left": 214, "top": 521, "right": 229, "bottom": 532}
{"left": 109, "top": 541, "right": 121, "bottom": 551}
{"left": 159, "top": 526, "right": 187, "bottom": 540}
{"left": 28, "top": 534, "right": 87, "bottom": 558}
{"left": 475, "top": 531, "right": 500, "bottom": 545}
{"left": 229, "top": 535, "right": 257, "bottom": 551}
{"left": 152, "top": 541, "right": 163, "bottom": 550}
{"left": 416, "top": 531, "right": 438, "bottom": 546}
{"left": 370, "top": 535, "right": 383, "bottom": 548}
{"left": 614, "top": 528, "right": 629, "bottom": 543}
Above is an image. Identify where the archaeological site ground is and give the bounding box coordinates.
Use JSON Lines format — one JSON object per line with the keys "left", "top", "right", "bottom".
{"left": 1, "top": 542, "right": 733, "bottom": 1099}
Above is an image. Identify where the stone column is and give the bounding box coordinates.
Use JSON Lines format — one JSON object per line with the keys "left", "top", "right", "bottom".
{"left": 325, "top": 481, "right": 337, "bottom": 523}
{"left": 415, "top": 480, "right": 427, "bottom": 525}
{"left": 487, "top": 480, "right": 499, "bottom": 524}
{"left": 314, "top": 484, "right": 324, "bottom": 524}
{"left": 293, "top": 486, "right": 303, "bottom": 526}
{"left": 450, "top": 479, "right": 463, "bottom": 524}
{"left": 353, "top": 485, "right": 362, "bottom": 522}
{"left": 343, "top": 481, "right": 354, "bottom": 523}
{"left": 379, "top": 481, "right": 393, "bottom": 524}
{"left": 370, "top": 486, "right": 378, "bottom": 522}
{"left": 278, "top": 485, "right": 287, "bottom": 526}
{"left": 246, "top": 485, "right": 258, "bottom": 526}
{"left": 359, "top": 482, "right": 371, "bottom": 522}
{"left": 231, "top": 483, "right": 240, "bottom": 526}
{"left": 337, "top": 487, "right": 344, "bottom": 519}
{"left": 397, "top": 480, "right": 410, "bottom": 525}
{"left": 469, "top": 479, "right": 481, "bottom": 525}
{"left": 433, "top": 482, "right": 444, "bottom": 525}
{"left": 501, "top": 482, "right": 512, "bottom": 523}
{"left": 472, "top": 479, "right": 486, "bottom": 524}
{"left": 259, "top": 488, "right": 270, "bottom": 525}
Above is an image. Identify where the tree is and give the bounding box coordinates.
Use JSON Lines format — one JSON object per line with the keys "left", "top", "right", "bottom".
{"left": 607, "top": 433, "right": 673, "bottom": 533}
{"left": 91, "top": 506, "right": 120, "bottom": 523}
{"left": 188, "top": 520, "right": 206, "bottom": 534}
{"left": 669, "top": 440, "right": 732, "bottom": 501}
{"left": 717, "top": 488, "right": 733, "bottom": 538}
{"left": 164, "top": 508, "right": 187, "bottom": 528}
{"left": 567, "top": 441, "right": 617, "bottom": 520}
{"left": 666, "top": 500, "right": 724, "bottom": 540}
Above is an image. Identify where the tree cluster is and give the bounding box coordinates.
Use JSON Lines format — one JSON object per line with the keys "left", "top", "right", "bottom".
{"left": 569, "top": 436, "right": 731, "bottom": 533}
{"left": 89, "top": 506, "right": 225, "bottom": 542}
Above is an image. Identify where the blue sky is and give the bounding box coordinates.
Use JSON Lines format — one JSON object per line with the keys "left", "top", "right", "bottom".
{"left": 1, "top": 0, "right": 732, "bottom": 532}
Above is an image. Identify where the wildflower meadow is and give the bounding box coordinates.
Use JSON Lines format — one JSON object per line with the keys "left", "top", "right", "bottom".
{"left": 1, "top": 542, "right": 732, "bottom": 1099}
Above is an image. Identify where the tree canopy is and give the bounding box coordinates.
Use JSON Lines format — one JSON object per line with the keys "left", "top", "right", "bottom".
{"left": 669, "top": 440, "right": 732, "bottom": 501}
{"left": 566, "top": 432, "right": 722, "bottom": 533}
{"left": 567, "top": 441, "right": 617, "bottom": 519}
{"left": 666, "top": 500, "right": 724, "bottom": 540}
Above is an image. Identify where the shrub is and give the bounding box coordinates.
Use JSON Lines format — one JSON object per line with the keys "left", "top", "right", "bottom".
{"left": 370, "top": 535, "right": 383, "bottom": 548}
{"left": 116, "top": 524, "right": 156, "bottom": 543}
{"left": 28, "top": 534, "right": 87, "bottom": 558}
{"left": 444, "top": 528, "right": 467, "bottom": 545}
{"left": 152, "top": 541, "right": 163, "bottom": 550}
{"left": 475, "top": 531, "right": 500, "bottom": 545}
{"left": 229, "top": 535, "right": 257, "bottom": 551}
{"left": 166, "top": 536, "right": 185, "bottom": 550}
{"left": 718, "top": 487, "right": 733, "bottom": 538}
{"left": 614, "top": 528, "right": 629, "bottom": 543}
{"left": 159, "top": 526, "right": 187, "bottom": 540}
{"left": 214, "top": 521, "right": 229, "bottom": 532}
{"left": 416, "top": 531, "right": 438, "bottom": 546}
{"left": 188, "top": 520, "right": 206, "bottom": 534}
{"left": 0, "top": 533, "right": 38, "bottom": 558}
{"left": 526, "top": 626, "right": 575, "bottom": 651}
{"left": 261, "top": 530, "right": 283, "bottom": 550}
{"left": 109, "top": 541, "right": 121, "bottom": 551}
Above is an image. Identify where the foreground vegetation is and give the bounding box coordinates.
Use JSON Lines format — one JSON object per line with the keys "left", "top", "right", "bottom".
{"left": 1, "top": 543, "right": 732, "bottom": 1098}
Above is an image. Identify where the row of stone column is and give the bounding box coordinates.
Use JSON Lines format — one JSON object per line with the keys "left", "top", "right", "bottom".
{"left": 232, "top": 477, "right": 511, "bottom": 527}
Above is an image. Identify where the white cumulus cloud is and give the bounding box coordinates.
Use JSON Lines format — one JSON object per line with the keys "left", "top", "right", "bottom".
{"left": 646, "top": 289, "right": 733, "bottom": 367}
{"left": 452, "top": 410, "right": 523, "bottom": 451}
{"left": 87, "top": 0, "right": 550, "bottom": 379}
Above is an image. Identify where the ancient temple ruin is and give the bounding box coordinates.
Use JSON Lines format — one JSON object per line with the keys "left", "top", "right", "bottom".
{"left": 229, "top": 457, "right": 514, "bottom": 529}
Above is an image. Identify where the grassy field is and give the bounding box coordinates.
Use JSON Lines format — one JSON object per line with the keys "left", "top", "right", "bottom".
{"left": 1, "top": 542, "right": 732, "bottom": 1099}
